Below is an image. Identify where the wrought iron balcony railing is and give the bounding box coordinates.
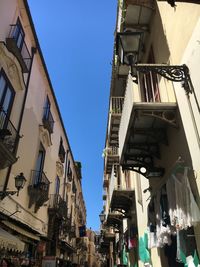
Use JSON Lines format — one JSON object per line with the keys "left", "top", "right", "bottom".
{"left": 110, "top": 97, "right": 124, "bottom": 115}
{"left": 48, "top": 194, "right": 68, "bottom": 218}
{"left": 42, "top": 108, "right": 54, "bottom": 134}
{"left": 6, "top": 24, "right": 32, "bottom": 73}
{"left": 30, "top": 170, "right": 50, "bottom": 191}
{"left": 0, "top": 109, "right": 20, "bottom": 169}
{"left": 28, "top": 170, "right": 50, "bottom": 211}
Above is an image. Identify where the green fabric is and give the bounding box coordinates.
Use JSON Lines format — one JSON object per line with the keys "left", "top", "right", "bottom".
{"left": 139, "top": 234, "right": 150, "bottom": 263}
{"left": 180, "top": 249, "right": 187, "bottom": 265}
{"left": 121, "top": 245, "right": 128, "bottom": 265}
{"left": 193, "top": 250, "right": 200, "bottom": 267}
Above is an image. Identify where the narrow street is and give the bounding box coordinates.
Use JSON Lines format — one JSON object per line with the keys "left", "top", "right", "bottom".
{"left": 0, "top": 1, "right": 200, "bottom": 267}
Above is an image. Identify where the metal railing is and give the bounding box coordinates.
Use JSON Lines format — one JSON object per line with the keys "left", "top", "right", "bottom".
{"left": 42, "top": 108, "right": 54, "bottom": 134}
{"left": 110, "top": 97, "right": 124, "bottom": 115}
{"left": 105, "top": 146, "right": 119, "bottom": 156}
{"left": 30, "top": 170, "right": 50, "bottom": 192}
{"left": 0, "top": 109, "right": 20, "bottom": 154}
{"left": 49, "top": 194, "right": 68, "bottom": 217}
{"left": 8, "top": 24, "right": 31, "bottom": 71}
{"left": 49, "top": 194, "right": 62, "bottom": 209}
{"left": 138, "top": 71, "right": 161, "bottom": 103}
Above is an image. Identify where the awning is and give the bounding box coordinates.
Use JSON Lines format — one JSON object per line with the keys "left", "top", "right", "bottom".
{"left": 0, "top": 227, "right": 25, "bottom": 251}
{"left": 2, "top": 220, "right": 40, "bottom": 241}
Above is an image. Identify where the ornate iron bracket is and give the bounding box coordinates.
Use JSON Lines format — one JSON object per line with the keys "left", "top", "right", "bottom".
{"left": 139, "top": 109, "right": 178, "bottom": 128}
{"left": 122, "top": 164, "right": 165, "bottom": 178}
{"left": 133, "top": 64, "right": 192, "bottom": 95}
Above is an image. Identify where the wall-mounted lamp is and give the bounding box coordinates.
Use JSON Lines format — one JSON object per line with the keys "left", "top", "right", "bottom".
{"left": 116, "top": 31, "right": 143, "bottom": 78}
{"left": 99, "top": 210, "right": 106, "bottom": 224}
{"left": 0, "top": 172, "right": 26, "bottom": 199}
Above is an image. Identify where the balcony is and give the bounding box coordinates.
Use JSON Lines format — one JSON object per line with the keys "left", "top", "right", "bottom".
{"left": 28, "top": 170, "right": 50, "bottom": 212}
{"left": 106, "top": 212, "right": 124, "bottom": 230}
{"left": 48, "top": 194, "right": 68, "bottom": 218}
{"left": 42, "top": 108, "right": 54, "bottom": 134}
{"left": 6, "top": 24, "right": 32, "bottom": 73}
{"left": 123, "top": 0, "right": 155, "bottom": 27}
{"left": 107, "top": 97, "right": 124, "bottom": 147}
{"left": 103, "top": 177, "right": 109, "bottom": 188}
{"left": 109, "top": 165, "right": 135, "bottom": 215}
{"left": 119, "top": 66, "right": 178, "bottom": 178}
{"left": 0, "top": 110, "right": 20, "bottom": 169}
{"left": 104, "top": 146, "right": 119, "bottom": 174}
{"left": 76, "top": 237, "right": 88, "bottom": 251}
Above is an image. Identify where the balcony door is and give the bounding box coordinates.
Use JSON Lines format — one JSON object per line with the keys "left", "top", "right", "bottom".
{"left": 13, "top": 19, "right": 25, "bottom": 51}
{"left": 55, "top": 176, "right": 60, "bottom": 195}
{"left": 34, "top": 145, "right": 45, "bottom": 184}
{"left": 43, "top": 96, "right": 50, "bottom": 120}
{"left": 0, "top": 71, "right": 15, "bottom": 128}
{"left": 141, "top": 47, "right": 160, "bottom": 102}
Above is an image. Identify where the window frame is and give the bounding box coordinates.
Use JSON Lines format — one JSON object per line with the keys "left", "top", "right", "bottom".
{"left": 13, "top": 18, "right": 25, "bottom": 52}
{"left": 0, "top": 69, "right": 15, "bottom": 119}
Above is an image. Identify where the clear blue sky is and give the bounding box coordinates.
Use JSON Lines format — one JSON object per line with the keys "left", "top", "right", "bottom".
{"left": 28, "top": 1, "right": 117, "bottom": 230}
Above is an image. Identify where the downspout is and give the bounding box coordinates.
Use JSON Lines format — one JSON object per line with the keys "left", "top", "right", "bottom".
{"left": 2, "top": 47, "right": 37, "bottom": 196}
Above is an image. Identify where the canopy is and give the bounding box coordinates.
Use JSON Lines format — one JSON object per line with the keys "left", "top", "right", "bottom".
{"left": 0, "top": 227, "right": 25, "bottom": 251}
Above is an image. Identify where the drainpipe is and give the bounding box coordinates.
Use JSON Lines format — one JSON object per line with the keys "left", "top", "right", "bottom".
{"left": 2, "top": 47, "right": 37, "bottom": 196}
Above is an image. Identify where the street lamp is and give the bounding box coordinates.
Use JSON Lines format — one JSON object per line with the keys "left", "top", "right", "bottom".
{"left": 0, "top": 172, "right": 26, "bottom": 199}
{"left": 116, "top": 31, "right": 193, "bottom": 90}
{"left": 15, "top": 172, "right": 26, "bottom": 196}
{"left": 99, "top": 211, "right": 106, "bottom": 224}
{"left": 116, "top": 31, "right": 143, "bottom": 77}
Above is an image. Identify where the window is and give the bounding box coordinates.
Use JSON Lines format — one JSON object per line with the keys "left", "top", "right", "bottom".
{"left": 42, "top": 96, "right": 54, "bottom": 133}
{"left": 59, "top": 138, "right": 65, "bottom": 163}
{"left": 0, "top": 70, "right": 15, "bottom": 123}
{"left": 67, "top": 161, "right": 72, "bottom": 181}
{"left": 34, "top": 144, "right": 45, "bottom": 185}
{"left": 12, "top": 19, "right": 25, "bottom": 51}
{"left": 43, "top": 96, "right": 50, "bottom": 120}
{"left": 55, "top": 176, "right": 60, "bottom": 195}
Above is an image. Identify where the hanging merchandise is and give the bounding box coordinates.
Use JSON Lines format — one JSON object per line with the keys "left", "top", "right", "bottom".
{"left": 121, "top": 244, "right": 128, "bottom": 265}
{"left": 129, "top": 226, "right": 137, "bottom": 249}
{"left": 166, "top": 166, "right": 200, "bottom": 230}
{"left": 139, "top": 233, "right": 151, "bottom": 264}
{"left": 193, "top": 250, "right": 200, "bottom": 267}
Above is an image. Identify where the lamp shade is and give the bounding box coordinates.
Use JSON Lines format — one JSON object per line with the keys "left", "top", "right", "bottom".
{"left": 117, "top": 31, "right": 143, "bottom": 65}
{"left": 15, "top": 172, "right": 26, "bottom": 192}
{"left": 99, "top": 211, "right": 106, "bottom": 223}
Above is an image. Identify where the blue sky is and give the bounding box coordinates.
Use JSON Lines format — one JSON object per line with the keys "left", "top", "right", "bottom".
{"left": 28, "top": 1, "right": 117, "bottom": 230}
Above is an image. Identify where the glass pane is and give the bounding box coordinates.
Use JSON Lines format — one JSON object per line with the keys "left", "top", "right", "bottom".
{"left": 13, "top": 25, "right": 20, "bottom": 40}
{"left": 55, "top": 176, "right": 60, "bottom": 194}
{"left": 35, "top": 150, "right": 44, "bottom": 172}
{"left": 0, "top": 76, "right": 6, "bottom": 104}
{"left": 121, "top": 34, "right": 140, "bottom": 52}
{"left": 16, "top": 33, "right": 23, "bottom": 49}
{"left": 2, "top": 87, "right": 12, "bottom": 113}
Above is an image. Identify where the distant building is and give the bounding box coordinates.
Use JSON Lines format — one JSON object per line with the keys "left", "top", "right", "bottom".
{"left": 101, "top": 0, "right": 200, "bottom": 267}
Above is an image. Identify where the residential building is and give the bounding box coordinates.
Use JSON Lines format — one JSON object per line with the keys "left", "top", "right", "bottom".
{"left": 0, "top": 0, "right": 86, "bottom": 266}
{"left": 100, "top": 0, "right": 200, "bottom": 267}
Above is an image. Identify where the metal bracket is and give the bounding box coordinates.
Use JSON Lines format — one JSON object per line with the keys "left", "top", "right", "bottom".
{"left": 0, "top": 190, "right": 17, "bottom": 200}
{"left": 133, "top": 64, "right": 193, "bottom": 95}
{"left": 140, "top": 109, "right": 177, "bottom": 128}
